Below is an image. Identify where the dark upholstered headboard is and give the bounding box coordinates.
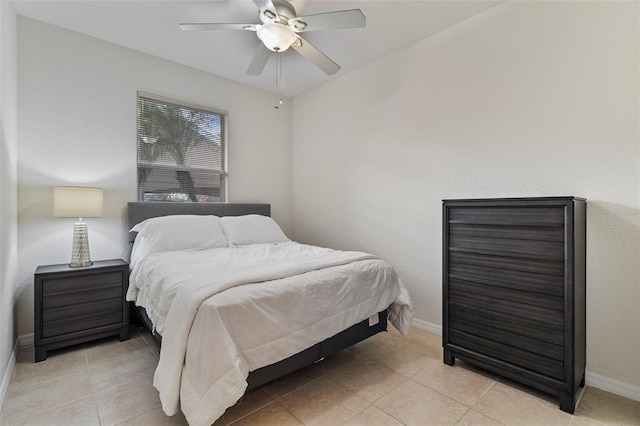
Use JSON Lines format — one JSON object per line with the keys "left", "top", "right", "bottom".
{"left": 127, "top": 202, "right": 271, "bottom": 243}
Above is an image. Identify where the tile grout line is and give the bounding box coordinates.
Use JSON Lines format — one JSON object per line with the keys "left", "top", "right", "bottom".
{"left": 568, "top": 387, "right": 606, "bottom": 426}
{"left": 370, "top": 374, "right": 411, "bottom": 407}
{"left": 465, "top": 380, "right": 508, "bottom": 425}
{"left": 401, "top": 361, "right": 501, "bottom": 425}
{"left": 475, "top": 378, "right": 497, "bottom": 404}
{"left": 452, "top": 406, "right": 472, "bottom": 426}
{"left": 85, "top": 343, "right": 104, "bottom": 426}
{"left": 573, "top": 385, "right": 587, "bottom": 411}
{"left": 404, "top": 375, "right": 475, "bottom": 422}
{"left": 364, "top": 372, "right": 415, "bottom": 426}
{"left": 114, "top": 406, "right": 166, "bottom": 426}
{"left": 227, "top": 369, "right": 332, "bottom": 425}
{"left": 341, "top": 402, "right": 374, "bottom": 426}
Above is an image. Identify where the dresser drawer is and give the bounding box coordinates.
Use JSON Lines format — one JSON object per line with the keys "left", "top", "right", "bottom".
{"left": 448, "top": 206, "right": 565, "bottom": 226}
{"left": 449, "top": 306, "right": 564, "bottom": 361}
{"left": 449, "top": 261, "right": 565, "bottom": 297}
{"left": 449, "top": 289, "right": 565, "bottom": 370}
{"left": 449, "top": 251, "right": 564, "bottom": 278}
{"left": 449, "top": 304, "right": 564, "bottom": 346}
{"left": 449, "top": 234, "right": 564, "bottom": 261}
{"left": 449, "top": 223, "right": 565, "bottom": 242}
{"left": 449, "top": 278, "right": 564, "bottom": 311}
{"left": 449, "top": 289, "right": 563, "bottom": 327}
{"left": 449, "top": 329, "right": 564, "bottom": 380}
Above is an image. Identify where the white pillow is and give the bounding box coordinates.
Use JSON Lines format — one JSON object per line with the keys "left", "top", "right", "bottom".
{"left": 220, "top": 215, "right": 289, "bottom": 246}
{"left": 130, "top": 215, "right": 228, "bottom": 267}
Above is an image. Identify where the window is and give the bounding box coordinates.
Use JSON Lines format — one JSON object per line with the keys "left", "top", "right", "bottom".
{"left": 136, "top": 92, "right": 227, "bottom": 202}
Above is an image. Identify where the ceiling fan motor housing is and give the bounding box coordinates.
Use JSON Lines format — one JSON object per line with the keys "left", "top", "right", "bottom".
{"left": 260, "top": 0, "right": 297, "bottom": 23}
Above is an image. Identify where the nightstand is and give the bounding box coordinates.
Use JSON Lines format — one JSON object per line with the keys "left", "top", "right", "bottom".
{"left": 34, "top": 259, "right": 130, "bottom": 362}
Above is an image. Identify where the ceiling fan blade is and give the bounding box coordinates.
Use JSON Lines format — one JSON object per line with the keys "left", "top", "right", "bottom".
{"left": 291, "top": 36, "right": 340, "bottom": 75}
{"left": 246, "top": 43, "right": 272, "bottom": 76}
{"left": 179, "top": 23, "right": 258, "bottom": 31}
{"left": 291, "top": 9, "right": 365, "bottom": 32}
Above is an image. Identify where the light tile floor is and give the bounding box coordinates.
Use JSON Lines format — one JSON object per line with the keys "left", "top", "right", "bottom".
{"left": 1, "top": 325, "right": 638, "bottom": 425}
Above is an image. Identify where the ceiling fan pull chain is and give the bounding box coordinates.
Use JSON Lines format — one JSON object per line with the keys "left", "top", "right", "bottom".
{"left": 274, "top": 54, "right": 283, "bottom": 109}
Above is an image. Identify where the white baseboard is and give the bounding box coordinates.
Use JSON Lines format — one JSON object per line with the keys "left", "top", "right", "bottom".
{"left": 411, "top": 318, "right": 442, "bottom": 336}
{"left": 19, "top": 333, "right": 33, "bottom": 348}
{"left": 0, "top": 339, "right": 20, "bottom": 412}
{"left": 409, "top": 319, "right": 639, "bottom": 403}
{"left": 586, "top": 371, "right": 640, "bottom": 402}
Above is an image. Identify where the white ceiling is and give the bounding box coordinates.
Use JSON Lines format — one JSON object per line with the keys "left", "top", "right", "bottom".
{"left": 13, "top": 0, "right": 500, "bottom": 97}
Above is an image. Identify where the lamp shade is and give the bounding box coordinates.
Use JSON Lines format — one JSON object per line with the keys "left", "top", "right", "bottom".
{"left": 53, "top": 187, "right": 103, "bottom": 218}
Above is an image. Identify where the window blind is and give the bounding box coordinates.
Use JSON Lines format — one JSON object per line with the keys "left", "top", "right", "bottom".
{"left": 136, "top": 93, "right": 227, "bottom": 202}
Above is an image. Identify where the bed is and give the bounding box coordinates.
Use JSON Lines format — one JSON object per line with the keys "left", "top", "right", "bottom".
{"left": 126, "top": 202, "right": 413, "bottom": 426}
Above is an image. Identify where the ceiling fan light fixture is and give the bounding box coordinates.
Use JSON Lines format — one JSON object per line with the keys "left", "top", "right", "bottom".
{"left": 257, "top": 22, "right": 297, "bottom": 52}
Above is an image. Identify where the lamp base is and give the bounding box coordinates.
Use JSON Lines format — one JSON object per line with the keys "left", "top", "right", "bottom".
{"left": 70, "top": 222, "right": 92, "bottom": 268}
{"left": 70, "top": 260, "right": 93, "bottom": 268}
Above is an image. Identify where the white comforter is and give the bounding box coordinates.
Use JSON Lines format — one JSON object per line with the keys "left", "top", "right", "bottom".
{"left": 128, "top": 242, "right": 413, "bottom": 426}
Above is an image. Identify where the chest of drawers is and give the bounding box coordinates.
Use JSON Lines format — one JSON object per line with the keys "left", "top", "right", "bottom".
{"left": 442, "top": 197, "right": 586, "bottom": 413}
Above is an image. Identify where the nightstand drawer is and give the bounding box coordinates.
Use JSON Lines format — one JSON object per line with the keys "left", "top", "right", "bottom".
{"left": 42, "top": 310, "right": 124, "bottom": 338}
{"left": 42, "top": 272, "right": 122, "bottom": 295}
{"left": 43, "top": 297, "right": 122, "bottom": 322}
{"left": 43, "top": 286, "right": 122, "bottom": 309}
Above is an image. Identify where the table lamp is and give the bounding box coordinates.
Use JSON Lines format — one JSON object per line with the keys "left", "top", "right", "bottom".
{"left": 53, "top": 186, "right": 103, "bottom": 267}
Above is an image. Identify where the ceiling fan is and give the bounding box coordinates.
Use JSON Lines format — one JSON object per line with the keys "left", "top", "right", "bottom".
{"left": 179, "top": 0, "right": 366, "bottom": 76}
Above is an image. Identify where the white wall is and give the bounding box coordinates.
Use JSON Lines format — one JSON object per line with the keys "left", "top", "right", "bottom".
{"left": 16, "top": 17, "right": 292, "bottom": 337}
{"left": 292, "top": 2, "right": 640, "bottom": 392}
{"left": 0, "top": 0, "right": 19, "bottom": 407}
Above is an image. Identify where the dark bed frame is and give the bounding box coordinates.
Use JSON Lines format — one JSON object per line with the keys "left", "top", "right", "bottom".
{"left": 127, "top": 202, "right": 387, "bottom": 390}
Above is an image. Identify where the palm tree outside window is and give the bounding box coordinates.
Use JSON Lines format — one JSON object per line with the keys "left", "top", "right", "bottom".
{"left": 136, "top": 92, "right": 227, "bottom": 202}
